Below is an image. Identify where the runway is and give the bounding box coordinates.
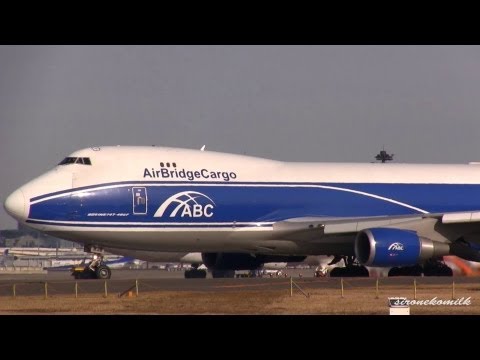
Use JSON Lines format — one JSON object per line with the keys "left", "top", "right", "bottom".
{"left": 0, "top": 269, "right": 478, "bottom": 298}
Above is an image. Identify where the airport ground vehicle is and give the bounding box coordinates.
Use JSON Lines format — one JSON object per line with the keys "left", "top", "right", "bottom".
{"left": 70, "top": 257, "right": 111, "bottom": 279}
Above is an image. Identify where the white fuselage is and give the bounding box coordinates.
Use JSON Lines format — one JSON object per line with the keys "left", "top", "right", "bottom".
{"left": 5, "top": 146, "right": 480, "bottom": 257}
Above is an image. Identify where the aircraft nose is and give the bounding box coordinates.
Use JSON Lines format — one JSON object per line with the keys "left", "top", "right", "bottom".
{"left": 4, "top": 189, "right": 26, "bottom": 221}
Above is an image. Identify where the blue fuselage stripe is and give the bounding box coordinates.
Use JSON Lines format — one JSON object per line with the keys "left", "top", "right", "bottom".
{"left": 27, "top": 181, "right": 480, "bottom": 228}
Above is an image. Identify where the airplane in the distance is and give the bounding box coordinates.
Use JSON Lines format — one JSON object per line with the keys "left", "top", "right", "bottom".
{"left": 101, "top": 248, "right": 292, "bottom": 278}
{"left": 5, "top": 145, "right": 480, "bottom": 279}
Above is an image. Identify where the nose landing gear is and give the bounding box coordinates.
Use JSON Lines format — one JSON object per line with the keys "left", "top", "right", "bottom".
{"left": 95, "top": 263, "right": 112, "bottom": 279}
{"left": 71, "top": 246, "right": 112, "bottom": 280}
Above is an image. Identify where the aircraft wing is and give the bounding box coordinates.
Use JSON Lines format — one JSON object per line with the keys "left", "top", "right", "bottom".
{"left": 441, "top": 211, "right": 480, "bottom": 224}
{"left": 274, "top": 211, "right": 480, "bottom": 237}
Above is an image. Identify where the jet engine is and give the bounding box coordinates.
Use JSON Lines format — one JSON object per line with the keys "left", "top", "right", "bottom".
{"left": 354, "top": 228, "right": 449, "bottom": 267}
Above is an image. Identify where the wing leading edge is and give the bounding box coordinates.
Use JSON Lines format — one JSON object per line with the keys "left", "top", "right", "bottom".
{"left": 274, "top": 211, "right": 480, "bottom": 237}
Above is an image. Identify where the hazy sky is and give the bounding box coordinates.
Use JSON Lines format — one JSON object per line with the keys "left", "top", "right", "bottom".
{"left": 1, "top": 45, "right": 480, "bottom": 228}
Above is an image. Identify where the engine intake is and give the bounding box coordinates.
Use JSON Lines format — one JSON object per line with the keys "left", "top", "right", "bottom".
{"left": 355, "top": 228, "right": 449, "bottom": 267}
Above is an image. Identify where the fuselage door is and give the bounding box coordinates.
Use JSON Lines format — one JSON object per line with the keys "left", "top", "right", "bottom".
{"left": 67, "top": 172, "right": 79, "bottom": 220}
{"left": 132, "top": 187, "right": 148, "bottom": 215}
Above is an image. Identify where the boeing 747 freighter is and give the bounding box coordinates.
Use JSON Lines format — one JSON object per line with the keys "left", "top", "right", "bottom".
{"left": 5, "top": 145, "right": 480, "bottom": 278}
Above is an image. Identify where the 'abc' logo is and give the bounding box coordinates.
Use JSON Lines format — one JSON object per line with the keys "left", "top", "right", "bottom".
{"left": 154, "top": 191, "right": 215, "bottom": 218}
{"left": 388, "top": 242, "right": 404, "bottom": 251}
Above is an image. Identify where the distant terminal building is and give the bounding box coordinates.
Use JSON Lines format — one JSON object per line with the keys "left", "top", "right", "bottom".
{"left": 0, "top": 223, "right": 79, "bottom": 248}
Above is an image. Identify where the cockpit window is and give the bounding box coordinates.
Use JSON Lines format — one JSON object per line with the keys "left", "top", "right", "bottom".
{"left": 58, "top": 157, "right": 92, "bottom": 165}
{"left": 58, "top": 157, "right": 77, "bottom": 165}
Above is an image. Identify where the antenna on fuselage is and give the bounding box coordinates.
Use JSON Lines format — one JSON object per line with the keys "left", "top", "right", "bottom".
{"left": 200, "top": 145, "right": 206, "bottom": 151}
{"left": 375, "top": 146, "right": 394, "bottom": 163}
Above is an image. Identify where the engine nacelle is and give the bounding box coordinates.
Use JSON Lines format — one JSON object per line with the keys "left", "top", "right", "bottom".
{"left": 201, "top": 253, "right": 306, "bottom": 270}
{"left": 355, "top": 228, "right": 449, "bottom": 267}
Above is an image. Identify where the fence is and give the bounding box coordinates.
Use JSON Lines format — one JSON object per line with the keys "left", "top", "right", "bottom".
{"left": 0, "top": 277, "right": 464, "bottom": 301}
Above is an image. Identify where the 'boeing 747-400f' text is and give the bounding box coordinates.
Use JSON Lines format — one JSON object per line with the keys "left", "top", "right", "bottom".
{"left": 5, "top": 145, "right": 480, "bottom": 279}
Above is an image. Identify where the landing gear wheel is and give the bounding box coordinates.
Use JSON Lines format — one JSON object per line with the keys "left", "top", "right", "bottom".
{"left": 329, "top": 266, "right": 369, "bottom": 277}
{"left": 185, "top": 269, "right": 207, "bottom": 278}
{"left": 329, "top": 267, "right": 344, "bottom": 277}
{"left": 212, "top": 270, "right": 235, "bottom": 278}
{"left": 355, "top": 266, "right": 370, "bottom": 277}
{"left": 388, "top": 267, "right": 400, "bottom": 277}
{"left": 439, "top": 266, "right": 453, "bottom": 276}
{"left": 96, "top": 265, "right": 111, "bottom": 279}
{"left": 346, "top": 265, "right": 369, "bottom": 277}
{"left": 388, "top": 265, "right": 423, "bottom": 276}
{"left": 327, "top": 256, "right": 369, "bottom": 277}
{"left": 424, "top": 262, "right": 453, "bottom": 276}
{"left": 410, "top": 265, "right": 423, "bottom": 276}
